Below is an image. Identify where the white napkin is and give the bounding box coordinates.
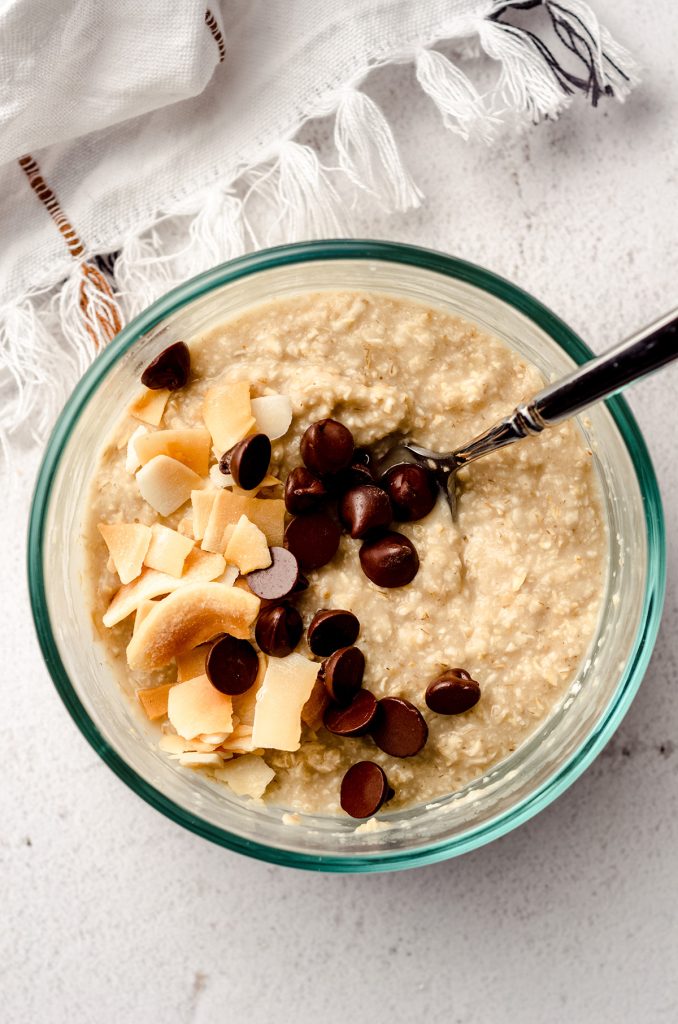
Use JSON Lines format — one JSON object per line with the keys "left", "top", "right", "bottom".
{"left": 0, "top": 0, "right": 638, "bottom": 452}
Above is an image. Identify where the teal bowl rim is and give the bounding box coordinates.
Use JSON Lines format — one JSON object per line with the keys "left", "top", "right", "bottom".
{"left": 27, "top": 239, "right": 666, "bottom": 873}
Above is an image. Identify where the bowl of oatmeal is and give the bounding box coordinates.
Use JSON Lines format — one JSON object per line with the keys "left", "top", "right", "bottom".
{"left": 28, "top": 240, "right": 665, "bottom": 871}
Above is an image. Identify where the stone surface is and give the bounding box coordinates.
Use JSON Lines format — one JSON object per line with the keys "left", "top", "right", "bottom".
{"left": 2, "top": 2, "right": 678, "bottom": 1020}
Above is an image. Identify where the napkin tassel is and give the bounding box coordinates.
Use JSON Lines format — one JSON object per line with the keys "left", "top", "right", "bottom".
{"left": 415, "top": 47, "right": 499, "bottom": 143}
{"left": 243, "top": 141, "right": 345, "bottom": 247}
{"left": 485, "top": 0, "right": 639, "bottom": 119}
{"left": 334, "top": 87, "right": 422, "bottom": 212}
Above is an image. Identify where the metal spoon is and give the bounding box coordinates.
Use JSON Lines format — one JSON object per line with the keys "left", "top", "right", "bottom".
{"left": 376, "top": 309, "right": 678, "bottom": 512}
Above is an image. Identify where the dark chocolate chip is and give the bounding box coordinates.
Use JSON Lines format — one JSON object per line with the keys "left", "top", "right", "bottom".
{"left": 141, "top": 342, "right": 190, "bottom": 391}
{"left": 324, "top": 689, "right": 378, "bottom": 736}
{"left": 206, "top": 635, "right": 259, "bottom": 695}
{"left": 300, "top": 418, "right": 354, "bottom": 475}
{"left": 257, "top": 602, "right": 303, "bottom": 657}
{"left": 284, "top": 466, "right": 326, "bottom": 514}
{"left": 246, "top": 546, "right": 299, "bottom": 600}
{"left": 339, "top": 484, "right": 392, "bottom": 539}
{"left": 225, "top": 433, "right": 271, "bottom": 490}
{"left": 425, "top": 669, "right": 481, "bottom": 715}
{"left": 290, "top": 572, "right": 310, "bottom": 594}
{"left": 359, "top": 531, "right": 419, "bottom": 588}
{"left": 321, "top": 646, "right": 365, "bottom": 705}
{"left": 371, "top": 697, "right": 428, "bottom": 757}
{"left": 340, "top": 761, "right": 395, "bottom": 819}
{"left": 325, "top": 449, "right": 376, "bottom": 494}
{"left": 353, "top": 447, "right": 373, "bottom": 468}
{"left": 308, "top": 609, "right": 360, "bottom": 656}
{"left": 285, "top": 511, "right": 341, "bottom": 570}
{"left": 255, "top": 603, "right": 304, "bottom": 657}
{"left": 385, "top": 465, "right": 438, "bottom": 521}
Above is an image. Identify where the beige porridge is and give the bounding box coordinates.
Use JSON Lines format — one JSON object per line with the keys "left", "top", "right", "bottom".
{"left": 85, "top": 290, "right": 606, "bottom": 817}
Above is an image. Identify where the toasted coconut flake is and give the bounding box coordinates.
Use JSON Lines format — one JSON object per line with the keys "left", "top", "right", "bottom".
{"left": 246, "top": 497, "right": 285, "bottom": 547}
{"left": 215, "top": 754, "right": 275, "bottom": 798}
{"left": 126, "top": 582, "right": 260, "bottom": 670}
{"left": 128, "top": 388, "right": 170, "bottom": 426}
{"left": 203, "top": 380, "right": 255, "bottom": 453}
{"left": 199, "top": 732, "right": 230, "bottom": 744}
{"left": 224, "top": 515, "right": 272, "bottom": 574}
{"left": 233, "top": 474, "right": 281, "bottom": 497}
{"left": 135, "top": 428, "right": 211, "bottom": 477}
{"left": 209, "top": 465, "right": 233, "bottom": 489}
{"left": 251, "top": 653, "right": 319, "bottom": 751}
{"left": 133, "top": 599, "right": 158, "bottom": 636}
{"left": 168, "top": 674, "right": 233, "bottom": 739}
{"left": 136, "top": 454, "right": 202, "bottom": 516}
{"left": 231, "top": 653, "right": 266, "bottom": 727}
{"left": 126, "top": 425, "right": 149, "bottom": 473}
{"left": 137, "top": 682, "right": 174, "bottom": 721}
{"left": 176, "top": 644, "right": 209, "bottom": 682}
{"left": 216, "top": 565, "right": 239, "bottom": 587}
{"left": 201, "top": 489, "right": 250, "bottom": 552}
{"left": 250, "top": 394, "right": 293, "bottom": 441}
{"left": 144, "top": 523, "right": 194, "bottom": 577}
{"left": 97, "top": 522, "right": 152, "bottom": 585}
{"left": 179, "top": 752, "right": 225, "bottom": 768}
{"left": 103, "top": 548, "right": 225, "bottom": 627}
{"left": 159, "top": 733, "right": 221, "bottom": 754}
{"left": 191, "top": 489, "right": 218, "bottom": 540}
{"left": 219, "top": 736, "right": 257, "bottom": 753}
{"left": 177, "top": 516, "right": 194, "bottom": 538}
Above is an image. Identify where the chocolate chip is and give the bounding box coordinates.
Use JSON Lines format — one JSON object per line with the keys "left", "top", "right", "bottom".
{"left": 353, "top": 447, "right": 373, "bottom": 469}
{"left": 326, "top": 449, "right": 376, "bottom": 493}
{"left": 321, "top": 646, "right": 365, "bottom": 705}
{"left": 324, "top": 689, "right": 378, "bottom": 736}
{"left": 340, "top": 761, "right": 395, "bottom": 819}
{"left": 300, "top": 418, "right": 354, "bottom": 475}
{"left": 246, "top": 546, "right": 300, "bottom": 600}
{"left": 425, "top": 669, "right": 481, "bottom": 715}
{"left": 371, "top": 697, "right": 428, "bottom": 757}
{"left": 385, "top": 465, "right": 438, "bottom": 521}
{"left": 226, "top": 433, "right": 271, "bottom": 490}
{"left": 339, "top": 484, "right": 392, "bottom": 539}
{"left": 359, "top": 531, "right": 419, "bottom": 587}
{"left": 206, "top": 635, "right": 259, "bottom": 695}
{"left": 285, "top": 511, "right": 341, "bottom": 570}
{"left": 284, "top": 466, "right": 326, "bottom": 514}
{"left": 255, "top": 603, "right": 303, "bottom": 657}
{"left": 308, "top": 609, "right": 360, "bottom": 656}
{"left": 141, "top": 342, "right": 190, "bottom": 391}
{"left": 290, "top": 572, "right": 310, "bottom": 594}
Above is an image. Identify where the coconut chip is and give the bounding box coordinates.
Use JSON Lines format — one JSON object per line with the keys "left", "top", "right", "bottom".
{"left": 202, "top": 380, "right": 255, "bottom": 453}
{"left": 167, "top": 674, "right": 233, "bottom": 739}
{"left": 97, "top": 522, "right": 152, "bottom": 585}
{"left": 103, "top": 548, "right": 225, "bottom": 627}
{"left": 224, "top": 514, "right": 272, "bottom": 574}
{"left": 137, "top": 682, "right": 174, "bottom": 721}
{"left": 214, "top": 754, "right": 275, "bottom": 798}
{"left": 128, "top": 388, "right": 170, "bottom": 426}
{"left": 144, "top": 523, "right": 194, "bottom": 577}
{"left": 135, "top": 427, "right": 211, "bottom": 477}
{"left": 126, "top": 582, "right": 260, "bottom": 670}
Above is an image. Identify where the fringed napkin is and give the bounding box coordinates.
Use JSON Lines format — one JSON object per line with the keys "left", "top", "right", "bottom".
{"left": 0, "top": 0, "right": 638, "bottom": 456}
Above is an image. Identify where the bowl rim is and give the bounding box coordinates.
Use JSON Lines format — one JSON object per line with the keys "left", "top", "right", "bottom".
{"left": 27, "top": 239, "right": 666, "bottom": 873}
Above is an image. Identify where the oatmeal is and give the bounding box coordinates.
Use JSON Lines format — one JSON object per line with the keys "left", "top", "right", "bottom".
{"left": 85, "top": 290, "right": 606, "bottom": 817}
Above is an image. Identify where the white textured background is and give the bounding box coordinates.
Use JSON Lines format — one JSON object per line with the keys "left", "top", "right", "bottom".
{"left": 3, "top": 2, "right": 678, "bottom": 1021}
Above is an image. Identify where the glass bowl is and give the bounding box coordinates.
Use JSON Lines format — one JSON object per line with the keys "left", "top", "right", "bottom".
{"left": 28, "top": 240, "right": 666, "bottom": 872}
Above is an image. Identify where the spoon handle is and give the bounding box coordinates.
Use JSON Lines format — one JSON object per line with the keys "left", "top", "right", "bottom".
{"left": 447, "top": 308, "right": 678, "bottom": 472}
{"left": 525, "top": 308, "right": 678, "bottom": 428}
